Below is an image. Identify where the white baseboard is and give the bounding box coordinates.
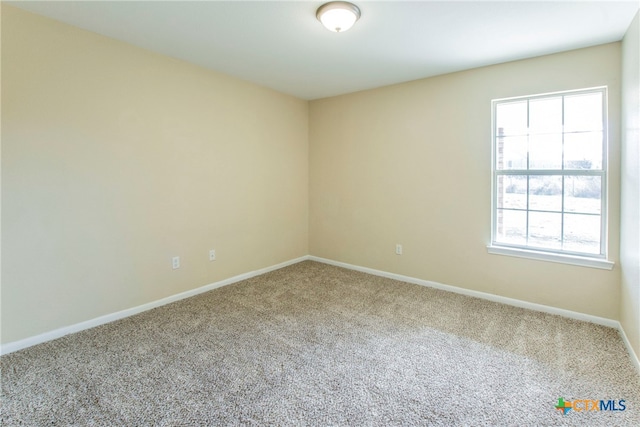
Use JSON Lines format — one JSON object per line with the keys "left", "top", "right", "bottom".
{"left": 0, "top": 256, "right": 310, "bottom": 356}
{"left": 617, "top": 321, "right": 640, "bottom": 374}
{"left": 3, "top": 254, "right": 639, "bottom": 376}
{"left": 309, "top": 256, "right": 640, "bottom": 375}
{"left": 309, "top": 256, "right": 618, "bottom": 327}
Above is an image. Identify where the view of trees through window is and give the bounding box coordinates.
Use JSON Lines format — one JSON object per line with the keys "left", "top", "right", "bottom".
{"left": 493, "top": 89, "right": 606, "bottom": 256}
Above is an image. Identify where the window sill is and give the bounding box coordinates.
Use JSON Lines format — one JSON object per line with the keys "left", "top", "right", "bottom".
{"left": 486, "top": 245, "right": 615, "bottom": 270}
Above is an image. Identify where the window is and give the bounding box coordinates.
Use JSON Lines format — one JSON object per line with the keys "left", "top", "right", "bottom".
{"left": 489, "top": 87, "right": 613, "bottom": 269}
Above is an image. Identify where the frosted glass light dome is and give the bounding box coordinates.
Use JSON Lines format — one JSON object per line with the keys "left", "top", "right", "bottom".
{"left": 316, "top": 2, "right": 361, "bottom": 33}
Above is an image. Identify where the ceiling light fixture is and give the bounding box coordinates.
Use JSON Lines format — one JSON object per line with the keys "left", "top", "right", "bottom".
{"left": 316, "top": 2, "right": 361, "bottom": 33}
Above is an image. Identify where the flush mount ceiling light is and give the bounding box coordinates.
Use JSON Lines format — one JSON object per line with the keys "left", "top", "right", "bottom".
{"left": 316, "top": 1, "right": 361, "bottom": 33}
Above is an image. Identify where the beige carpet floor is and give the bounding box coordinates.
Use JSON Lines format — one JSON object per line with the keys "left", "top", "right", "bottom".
{"left": 2, "top": 260, "right": 639, "bottom": 426}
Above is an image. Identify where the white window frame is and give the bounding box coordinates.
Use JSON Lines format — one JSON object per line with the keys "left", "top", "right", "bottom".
{"left": 487, "top": 87, "right": 614, "bottom": 270}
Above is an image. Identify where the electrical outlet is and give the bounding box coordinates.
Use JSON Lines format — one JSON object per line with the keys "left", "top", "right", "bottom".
{"left": 395, "top": 244, "right": 403, "bottom": 255}
{"left": 172, "top": 256, "right": 180, "bottom": 269}
{"left": 209, "top": 249, "right": 216, "bottom": 261}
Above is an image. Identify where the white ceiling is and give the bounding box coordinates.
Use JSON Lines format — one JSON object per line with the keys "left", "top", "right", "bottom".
{"left": 8, "top": 1, "right": 640, "bottom": 100}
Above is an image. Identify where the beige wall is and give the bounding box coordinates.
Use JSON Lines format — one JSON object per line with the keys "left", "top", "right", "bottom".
{"left": 310, "top": 43, "right": 622, "bottom": 319}
{"left": 621, "top": 11, "right": 640, "bottom": 357}
{"left": 1, "top": 6, "right": 309, "bottom": 344}
{"left": 1, "top": 5, "right": 632, "bottom": 348}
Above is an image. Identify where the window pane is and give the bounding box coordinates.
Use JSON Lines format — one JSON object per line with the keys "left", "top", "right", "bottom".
{"left": 530, "top": 97, "right": 562, "bottom": 135}
{"left": 496, "top": 209, "right": 526, "bottom": 245}
{"left": 496, "top": 136, "right": 527, "bottom": 170}
{"left": 528, "top": 212, "right": 562, "bottom": 249}
{"left": 493, "top": 88, "right": 607, "bottom": 258}
{"left": 529, "top": 176, "right": 562, "bottom": 212}
{"left": 563, "top": 213, "right": 601, "bottom": 254}
{"left": 564, "top": 92, "right": 603, "bottom": 133}
{"left": 564, "top": 132, "right": 603, "bottom": 170}
{"left": 564, "top": 176, "right": 601, "bottom": 214}
{"left": 497, "top": 175, "right": 527, "bottom": 209}
{"left": 529, "top": 134, "right": 562, "bottom": 169}
{"left": 496, "top": 101, "right": 527, "bottom": 136}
